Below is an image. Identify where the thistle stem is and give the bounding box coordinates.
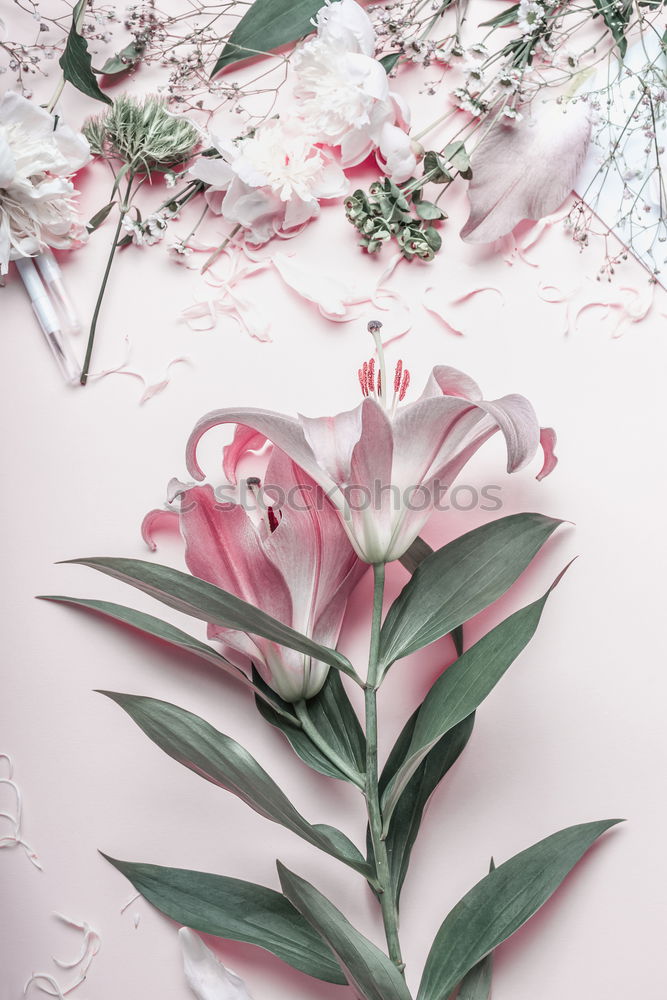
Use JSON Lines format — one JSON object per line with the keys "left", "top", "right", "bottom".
{"left": 294, "top": 701, "right": 365, "bottom": 790}
{"left": 365, "top": 562, "right": 405, "bottom": 973}
{"left": 80, "top": 208, "right": 126, "bottom": 385}
{"left": 81, "top": 175, "right": 134, "bottom": 386}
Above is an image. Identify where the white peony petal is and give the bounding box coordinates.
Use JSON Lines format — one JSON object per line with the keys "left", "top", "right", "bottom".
{"left": 377, "top": 123, "right": 419, "bottom": 183}
{"left": 316, "top": 0, "right": 376, "bottom": 56}
{"left": 461, "top": 100, "right": 591, "bottom": 243}
{"left": 0, "top": 134, "right": 15, "bottom": 187}
{"left": 180, "top": 928, "right": 252, "bottom": 1000}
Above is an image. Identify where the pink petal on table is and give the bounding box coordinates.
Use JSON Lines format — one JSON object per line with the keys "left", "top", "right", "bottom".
{"left": 461, "top": 101, "right": 591, "bottom": 243}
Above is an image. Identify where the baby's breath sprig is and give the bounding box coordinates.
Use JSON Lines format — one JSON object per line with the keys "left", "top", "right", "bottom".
{"left": 80, "top": 95, "right": 199, "bottom": 385}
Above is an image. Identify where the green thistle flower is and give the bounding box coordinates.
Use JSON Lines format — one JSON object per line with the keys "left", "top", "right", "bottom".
{"left": 83, "top": 95, "right": 199, "bottom": 172}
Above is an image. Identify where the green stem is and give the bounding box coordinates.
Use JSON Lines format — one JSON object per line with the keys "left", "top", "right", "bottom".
{"left": 365, "top": 562, "right": 404, "bottom": 972}
{"left": 294, "top": 700, "right": 365, "bottom": 790}
{"left": 80, "top": 175, "right": 134, "bottom": 386}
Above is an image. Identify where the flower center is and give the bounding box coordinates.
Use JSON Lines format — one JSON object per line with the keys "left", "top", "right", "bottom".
{"left": 358, "top": 320, "right": 410, "bottom": 411}
{"left": 246, "top": 477, "right": 282, "bottom": 533}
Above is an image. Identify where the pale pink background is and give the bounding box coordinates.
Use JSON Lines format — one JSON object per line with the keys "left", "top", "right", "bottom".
{"left": 2, "top": 5, "right": 667, "bottom": 998}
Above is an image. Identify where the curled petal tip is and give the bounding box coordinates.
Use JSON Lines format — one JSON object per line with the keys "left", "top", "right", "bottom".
{"left": 140, "top": 508, "right": 179, "bottom": 551}
{"left": 537, "top": 427, "right": 558, "bottom": 481}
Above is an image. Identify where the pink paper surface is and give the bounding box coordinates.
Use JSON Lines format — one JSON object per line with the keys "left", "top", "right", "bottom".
{"left": 3, "top": 4, "right": 667, "bottom": 998}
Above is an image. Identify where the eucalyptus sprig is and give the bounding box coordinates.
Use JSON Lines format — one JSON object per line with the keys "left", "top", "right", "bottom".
{"left": 345, "top": 143, "right": 472, "bottom": 261}
{"left": 80, "top": 96, "right": 199, "bottom": 385}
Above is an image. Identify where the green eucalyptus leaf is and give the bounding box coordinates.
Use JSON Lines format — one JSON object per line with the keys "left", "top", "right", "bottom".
{"left": 442, "top": 141, "right": 472, "bottom": 179}
{"left": 211, "top": 0, "right": 323, "bottom": 76}
{"left": 415, "top": 200, "right": 446, "bottom": 221}
{"left": 423, "top": 226, "right": 443, "bottom": 251}
{"left": 86, "top": 201, "right": 116, "bottom": 232}
{"left": 381, "top": 572, "right": 565, "bottom": 832}
{"left": 278, "top": 862, "right": 412, "bottom": 1000}
{"left": 59, "top": 0, "right": 112, "bottom": 105}
{"left": 102, "top": 855, "right": 346, "bottom": 985}
{"left": 417, "top": 819, "right": 623, "bottom": 1000}
{"left": 254, "top": 667, "right": 365, "bottom": 782}
{"left": 423, "top": 151, "right": 453, "bottom": 183}
{"left": 102, "top": 691, "right": 370, "bottom": 876}
{"left": 378, "top": 513, "right": 562, "bottom": 673}
{"left": 65, "top": 557, "right": 358, "bottom": 684}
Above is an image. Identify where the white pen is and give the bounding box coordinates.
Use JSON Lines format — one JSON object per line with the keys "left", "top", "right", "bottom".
{"left": 35, "top": 248, "right": 81, "bottom": 335}
{"left": 15, "top": 257, "right": 80, "bottom": 384}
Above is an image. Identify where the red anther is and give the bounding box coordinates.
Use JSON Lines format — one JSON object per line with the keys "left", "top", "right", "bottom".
{"left": 399, "top": 369, "right": 410, "bottom": 401}
{"left": 393, "top": 360, "right": 403, "bottom": 393}
{"left": 358, "top": 367, "right": 368, "bottom": 397}
{"left": 368, "top": 357, "right": 376, "bottom": 393}
{"left": 377, "top": 370, "right": 382, "bottom": 397}
{"left": 267, "top": 506, "right": 281, "bottom": 533}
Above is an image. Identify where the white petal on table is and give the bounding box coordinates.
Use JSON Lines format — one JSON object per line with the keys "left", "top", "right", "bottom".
{"left": 180, "top": 928, "right": 253, "bottom": 1000}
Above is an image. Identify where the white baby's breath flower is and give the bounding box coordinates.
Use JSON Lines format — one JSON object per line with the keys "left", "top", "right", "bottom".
{"left": 0, "top": 91, "right": 90, "bottom": 275}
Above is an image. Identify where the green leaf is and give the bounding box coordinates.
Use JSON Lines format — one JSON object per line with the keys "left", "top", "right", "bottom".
{"left": 102, "top": 691, "right": 370, "bottom": 877}
{"left": 211, "top": 0, "right": 324, "bottom": 76}
{"left": 442, "top": 141, "right": 472, "bottom": 179}
{"left": 417, "top": 819, "right": 623, "bottom": 1000}
{"left": 378, "top": 513, "right": 562, "bottom": 673}
{"left": 381, "top": 573, "right": 564, "bottom": 832}
{"left": 452, "top": 860, "right": 495, "bottom": 1000}
{"left": 86, "top": 201, "right": 116, "bottom": 232}
{"left": 103, "top": 855, "right": 346, "bottom": 985}
{"left": 373, "top": 711, "right": 474, "bottom": 905}
{"left": 400, "top": 537, "right": 464, "bottom": 665}
{"left": 278, "top": 862, "right": 412, "bottom": 1000}
{"left": 592, "top": 0, "right": 631, "bottom": 57}
{"left": 423, "top": 150, "right": 453, "bottom": 183}
{"left": 59, "top": 0, "right": 112, "bottom": 105}
{"left": 65, "top": 557, "right": 359, "bottom": 685}
{"left": 380, "top": 52, "right": 401, "bottom": 73}
{"left": 423, "top": 227, "right": 442, "bottom": 252}
{"left": 415, "top": 200, "right": 446, "bottom": 221}
{"left": 255, "top": 667, "right": 366, "bottom": 782}
{"left": 98, "top": 41, "right": 142, "bottom": 75}
{"left": 479, "top": 3, "right": 519, "bottom": 28}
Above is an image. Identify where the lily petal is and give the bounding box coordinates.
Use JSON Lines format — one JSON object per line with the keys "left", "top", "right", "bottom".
{"left": 461, "top": 101, "right": 592, "bottom": 243}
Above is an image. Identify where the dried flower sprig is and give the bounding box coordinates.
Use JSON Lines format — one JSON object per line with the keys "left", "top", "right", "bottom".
{"left": 80, "top": 95, "right": 199, "bottom": 385}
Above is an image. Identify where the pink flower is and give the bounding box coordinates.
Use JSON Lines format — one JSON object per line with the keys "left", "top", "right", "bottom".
{"left": 185, "top": 333, "right": 557, "bottom": 564}
{"left": 143, "top": 448, "right": 366, "bottom": 702}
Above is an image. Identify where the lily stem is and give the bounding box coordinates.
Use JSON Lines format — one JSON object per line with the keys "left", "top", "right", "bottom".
{"left": 365, "top": 562, "right": 405, "bottom": 973}
{"left": 294, "top": 700, "right": 365, "bottom": 790}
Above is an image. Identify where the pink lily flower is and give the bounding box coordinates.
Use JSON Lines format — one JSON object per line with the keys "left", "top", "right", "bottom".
{"left": 185, "top": 326, "right": 557, "bottom": 564}
{"left": 142, "top": 447, "right": 366, "bottom": 703}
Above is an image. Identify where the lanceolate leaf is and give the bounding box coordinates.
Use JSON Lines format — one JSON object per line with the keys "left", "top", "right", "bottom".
{"left": 399, "top": 537, "right": 464, "bottom": 656}
{"left": 454, "top": 861, "right": 495, "bottom": 1000}
{"left": 66, "top": 557, "right": 358, "bottom": 683}
{"left": 592, "top": 0, "right": 631, "bottom": 57}
{"left": 102, "top": 692, "right": 370, "bottom": 877}
{"left": 99, "top": 41, "right": 142, "bottom": 75}
{"left": 254, "top": 668, "right": 366, "bottom": 782}
{"left": 381, "top": 575, "right": 563, "bottom": 832}
{"left": 277, "top": 863, "right": 412, "bottom": 1000}
{"left": 59, "top": 0, "right": 112, "bottom": 105}
{"left": 379, "top": 513, "right": 562, "bottom": 673}
{"left": 39, "top": 596, "right": 294, "bottom": 721}
{"left": 211, "top": 0, "right": 323, "bottom": 77}
{"left": 417, "top": 820, "right": 622, "bottom": 1000}
{"left": 374, "top": 712, "right": 475, "bottom": 904}
{"left": 102, "top": 856, "right": 346, "bottom": 985}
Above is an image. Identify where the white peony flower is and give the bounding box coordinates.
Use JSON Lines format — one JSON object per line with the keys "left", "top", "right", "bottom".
{"left": 292, "top": 0, "right": 413, "bottom": 176}
{"left": 189, "top": 117, "right": 347, "bottom": 244}
{"left": 0, "top": 91, "right": 90, "bottom": 275}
